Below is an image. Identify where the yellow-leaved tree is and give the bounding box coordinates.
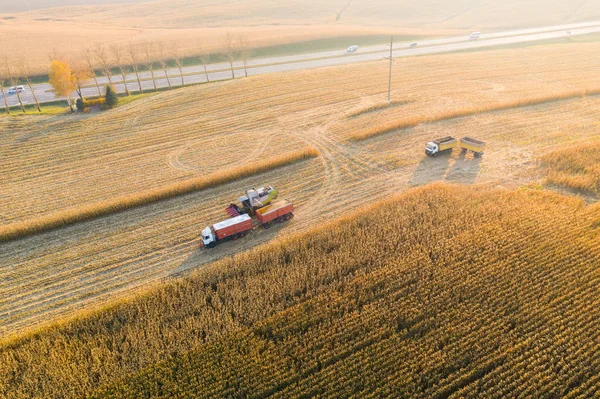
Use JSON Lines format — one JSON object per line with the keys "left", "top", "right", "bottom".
{"left": 49, "top": 60, "right": 76, "bottom": 111}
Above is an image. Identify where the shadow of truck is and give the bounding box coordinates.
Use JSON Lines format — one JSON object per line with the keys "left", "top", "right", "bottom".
{"left": 409, "top": 155, "right": 451, "bottom": 186}
{"left": 446, "top": 152, "right": 482, "bottom": 185}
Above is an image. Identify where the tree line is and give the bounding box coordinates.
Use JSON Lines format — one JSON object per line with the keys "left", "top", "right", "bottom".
{"left": 0, "top": 33, "right": 254, "bottom": 114}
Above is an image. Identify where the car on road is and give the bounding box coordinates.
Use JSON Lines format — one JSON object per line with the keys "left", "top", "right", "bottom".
{"left": 346, "top": 45, "right": 359, "bottom": 53}
{"left": 469, "top": 32, "right": 481, "bottom": 40}
{"left": 8, "top": 85, "right": 25, "bottom": 94}
{"left": 566, "top": 30, "right": 572, "bottom": 35}
{"left": 409, "top": 42, "right": 418, "bottom": 48}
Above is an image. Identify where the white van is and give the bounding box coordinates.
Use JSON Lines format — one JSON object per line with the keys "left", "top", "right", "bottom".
{"left": 8, "top": 85, "right": 25, "bottom": 94}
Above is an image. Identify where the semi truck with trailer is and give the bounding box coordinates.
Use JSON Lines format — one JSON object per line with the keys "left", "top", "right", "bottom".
{"left": 425, "top": 136, "right": 486, "bottom": 157}
{"left": 201, "top": 195, "right": 294, "bottom": 248}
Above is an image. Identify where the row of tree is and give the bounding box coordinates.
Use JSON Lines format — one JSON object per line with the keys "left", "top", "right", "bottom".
{"left": 0, "top": 56, "right": 43, "bottom": 114}
{"left": 1, "top": 33, "right": 254, "bottom": 114}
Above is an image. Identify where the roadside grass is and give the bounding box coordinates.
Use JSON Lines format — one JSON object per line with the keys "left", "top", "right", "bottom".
{"left": 0, "top": 147, "right": 318, "bottom": 242}
{"left": 1, "top": 92, "right": 154, "bottom": 116}
{"left": 349, "top": 88, "right": 600, "bottom": 141}
{"left": 113, "top": 92, "right": 155, "bottom": 107}
{"left": 2, "top": 105, "right": 67, "bottom": 115}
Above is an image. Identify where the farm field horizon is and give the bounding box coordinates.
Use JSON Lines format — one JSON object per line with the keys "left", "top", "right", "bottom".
{"left": 3, "top": 0, "right": 600, "bottom": 72}
{"left": 2, "top": 2, "right": 600, "bottom": 397}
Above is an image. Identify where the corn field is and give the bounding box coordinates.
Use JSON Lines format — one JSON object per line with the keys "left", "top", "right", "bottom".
{"left": 1, "top": 185, "right": 600, "bottom": 398}
{"left": 541, "top": 141, "right": 600, "bottom": 196}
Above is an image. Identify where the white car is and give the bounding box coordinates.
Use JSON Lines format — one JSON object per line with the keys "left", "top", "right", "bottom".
{"left": 8, "top": 85, "right": 25, "bottom": 94}
{"left": 346, "top": 45, "right": 359, "bottom": 53}
{"left": 409, "top": 42, "right": 418, "bottom": 48}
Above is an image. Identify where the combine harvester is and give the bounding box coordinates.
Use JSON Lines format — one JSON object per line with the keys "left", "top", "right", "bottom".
{"left": 201, "top": 186, "right": 294, "bottom": 248}
{"left": 425, "top": 136, "right": 486, "bottom": 157}
{"left": 225, "top": 186, "right": 279, "bottom": 216}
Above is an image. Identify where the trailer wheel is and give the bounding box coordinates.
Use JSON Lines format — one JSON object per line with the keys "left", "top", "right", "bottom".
{"left": 278, "top": 216, "right": 285, "bottom": 223}
{"left": 232, "top": 234, "right": 238, "bottom": 240}
{"left": 263, "top": 222, "right": 271, "bottom": 230}
{"left": 475, "top": 152, "right": 482, "bottom": 158}
{"left": 238, "top": 232, "right": 246, "bottom": 238}
{"left": 284, "top": 213, "right": 293, "bottom": 221}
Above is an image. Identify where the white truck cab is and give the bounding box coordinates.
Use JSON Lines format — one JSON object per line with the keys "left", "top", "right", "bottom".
{"left": 201, "top": 226, "right": 216, "bottom": 248}
{"left": 425, "top": 142, "right": 439, "bottom": 156}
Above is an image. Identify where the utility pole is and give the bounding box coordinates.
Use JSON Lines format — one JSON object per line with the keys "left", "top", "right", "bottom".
{"left": 387, "top": 35, "right": 393, "bottom": 104}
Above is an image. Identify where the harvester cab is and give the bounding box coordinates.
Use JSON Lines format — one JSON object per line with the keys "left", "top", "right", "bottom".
{"left": 239, "top": 186, "right": 278, "bottom": 211}
{"left": 225, "top": 186, "right": 279, "bottom": 217}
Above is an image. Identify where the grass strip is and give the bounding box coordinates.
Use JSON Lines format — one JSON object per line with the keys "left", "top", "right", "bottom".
{"left": 0, "top": 147, "right": 319, "bottom": 242}
{"left": 349, "top": 88, "right": 600, "bottom": 141}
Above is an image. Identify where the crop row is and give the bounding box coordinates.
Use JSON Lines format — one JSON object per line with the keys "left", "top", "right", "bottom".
{"left": 87, "top": 186, "right": 600, "bottom": 398}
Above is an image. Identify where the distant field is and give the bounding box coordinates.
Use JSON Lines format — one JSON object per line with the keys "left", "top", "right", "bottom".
{"left": 10, "top": 0, "right": 600, "bottom": 30}
{"left": 0, "top": 0, "right": 151, "bottom": 13}
{"left": 3, "top": 42, "right": 600, "bottom": 339}
{"left": 3, "top": 0, "right": 600, "bottom": 72}
{"left": 2, "top": 185, "right": 600, "bottom": 398}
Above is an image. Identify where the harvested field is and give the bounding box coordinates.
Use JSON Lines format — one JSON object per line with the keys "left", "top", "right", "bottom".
{"left": 2, "top": 185, "right": 600, "bottom": 398}
{"left": 0, "top": 147, "right": 318, "bottom": 241}
{"left": 2, "top": 42, "right": 600, "bottom": 340}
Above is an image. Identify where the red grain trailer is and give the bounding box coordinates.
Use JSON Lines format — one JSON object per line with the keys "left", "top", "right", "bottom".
{"left": 255, "top": 200, "right": 294, "bottom": 228}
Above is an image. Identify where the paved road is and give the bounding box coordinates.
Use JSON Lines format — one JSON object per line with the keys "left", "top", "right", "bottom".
{"left": 2, "top": 20, "right": 600, "bottom": 109}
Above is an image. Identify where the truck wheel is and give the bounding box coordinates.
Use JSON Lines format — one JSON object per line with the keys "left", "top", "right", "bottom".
{"left": 208, "top": 242, "right": 216, "bottom": 248}
{"left": 278, "top": 216, "right": 285, "bottom": 223}
{"left": 238, "top": 232, "right": 246, "bottom": 238}
{"left": 263, "top": 222, "right": 271, "bottom": 230}
{"left": 284, "top": 213, "right": 293, "bottom": 221}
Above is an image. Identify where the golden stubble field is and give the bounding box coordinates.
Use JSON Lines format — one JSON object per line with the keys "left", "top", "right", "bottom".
{"left": 2, "top": 41, "right": 600, "bottom": 339}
